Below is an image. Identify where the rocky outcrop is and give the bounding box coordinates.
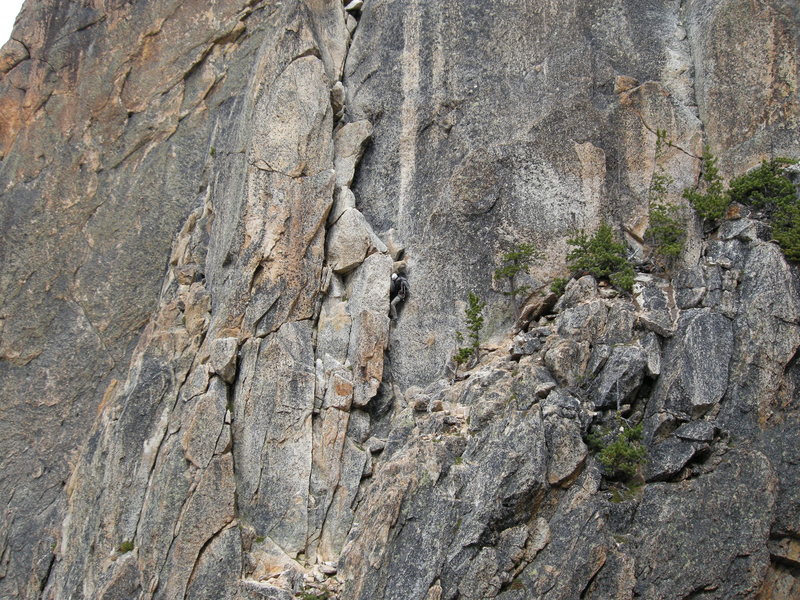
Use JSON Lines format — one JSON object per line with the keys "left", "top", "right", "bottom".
{"left": 0, "top": 1, "right": 278, "bottom": 595}
{"left": 0, "top": 1, "right": 797, "bottom": 599}
{"left": 0, "top": 0, "right": 352, "bottom": 596}
{"left": 346, "top": 0, "right": 799, "bottom": 391}
{"left": 336, "top": 220, "right": 799, "bottom": 599}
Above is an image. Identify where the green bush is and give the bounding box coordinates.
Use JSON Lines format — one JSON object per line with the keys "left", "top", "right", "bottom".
{"left": 645, "top": 201, "right": 685, "bottom": 269}
{"left": 550, "top": 277, "right": 569, "bottom": 297}
{"left": 493, "top": 243, "right": 540, "bottom": 313}
{"left": 684, "top": 153, "right": 800, "bottom": 260}
{"left": 454, "top": 292, "right": 486, "bottom": 367}
{"left": 300, "top": 592, "right": 331, "bottom": 600}
{"left": 453, "top": 342, "right": 474, "bottom": 366}
{"left": 598, "top": 423, "right": 647, "bottom": 480}
{"left": 773, "top": 203, "right": 800, "bottom": 262}
{"left": 586, "top": 422, "right": 647, "bottom": 482}
{"left": 644, "top": 130, "right": 685, "bottom": 270}
{"left": 585, "top": 429, "right": 606, "bottom": 454}
{"left": 683, "top": 146, "right": 729, "bottom": 222}
{"left": 118, "top": 540, "right": 135, "bottom": 554}
{"left": 728, "top": 158, "right": 799, "bottom": 261}
{"left": 728, "top": 157, "right": 797, "bottom": 212}
{"left": 566, "top": 222, "right": 635, "bottom": 292}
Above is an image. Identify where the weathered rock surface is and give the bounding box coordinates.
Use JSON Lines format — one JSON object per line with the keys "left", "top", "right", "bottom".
{"left": 632, "top": 450, "right": 777, "bottom": 599}
{"left": 327, "top": 207, "right": 386, "bottom": 274}
{"left": 0, "top": 1, "right": 798, "bottom": 599}
{"left": 334, "top": 216, "right": 799, "bottom": 598}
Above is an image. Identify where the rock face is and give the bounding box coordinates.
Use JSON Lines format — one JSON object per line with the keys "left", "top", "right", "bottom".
{"left": 0, "top": 0, "right": 797, "bottom": 599}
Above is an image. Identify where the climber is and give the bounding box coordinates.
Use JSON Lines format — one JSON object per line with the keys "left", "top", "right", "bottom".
{"left": 389, "top": 272, "right": 409, "bottom": 320}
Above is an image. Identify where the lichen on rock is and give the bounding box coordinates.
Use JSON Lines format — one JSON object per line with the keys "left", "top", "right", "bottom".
{"left": 0, "top": 1, "right": 798, "bottom": 599}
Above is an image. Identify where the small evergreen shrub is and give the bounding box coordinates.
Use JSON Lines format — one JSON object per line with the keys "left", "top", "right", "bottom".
{"left": 728, "top": 158, "right": 800, "bottom": 261}
{"left": 773, "top": 203, "right": 800, "bottom": 262}
{"left": 550, "top": 277, "right": 569, "bottom": 297}
{"left": 118, "top": 540, "right": 135, "bottom": 554}
{"left": 454, "top": 292, "right": 486, "bottom": 367}
{"left": 682, "top": 146, "right": 729, "bottom": 222}
{"left": 493, "top": 243, "right": 540, "bottom": 313}
{"left": 566, "top": 222, "right": 636, "bottom": 292}
{"left": 453, "top": 339, "right": 474, "bottom": 366}
{"left": 684, "top": 153, "right": 800, "bottom": 260}
{"left": 300, "top": 592, "right": 331, "bottom": 600}
{"left": 728, "top": 157, "right": 797, "bottom": 213}
{"left": 585, "top": 429, "right": 606, "bottom": 454}
{"left": 645, "top": 202, "right": 685, "bottom": 268}
{"left": 597, "top": 423, "right": 647, "bottom": 480}
{"left": 584, "top": 417, "right": 647, "bottom": 482}
{"left": 585, "top": 421, "right": 647, "bottom": 482}
{"left": 644, "top": 130, "right": 685, "bottom": 270}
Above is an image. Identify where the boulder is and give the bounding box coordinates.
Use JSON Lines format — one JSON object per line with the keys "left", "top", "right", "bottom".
{"left": 330, "top": 80, "right": 346, "bottom": 117}
{"left": 327, "top": 208, "right": 386, "bottom": 274}
{"left": 554, "top": 276, "right": 598, "bottom": 312}
{"left": 645, "top": 437, "right": 699, "bottom": 482}
{"left": 334, "top": 120, "right": 373, "bottom": 189}
{"left": 659, "top": 309, "right": 734, "bottom": 416}
{"left": 591, "top": 345, "right": 647, "bottom": 409}
{"left": 544, "top": 339, "right": 590, "bottom": 387}
{"left": 556, "top": 300, "right": 608, "bottom": 342}
{"left": 0, "top": 38, "right": 29, "bottom": 74}
{"left": 233, "top": 322, "right": 316, "bottom": 557}
{"left": 673, "top": 420, "right": 715, "bottom": 443}
{"left": 329, "top": 186, "right": 357, "bottom": 225}
{"left": 675, "top": 266, "right": 707, "bottom": 310}
{"left": 347, "top": 253, "right": 393, "bottom": 408}
{"left": 510, "top": 331, "right": 543, "bottom": 357}
{"left": 634, "top": 277, "right": 674, "bottom": 337}
{"left": 718, "top": 218, "right": 771, "bottom": 243}
{"left": 209, "top": 337, "right": 238, "bottom": 383}
{"left": 542, "top": 392, "right": 588, "bottom": 486}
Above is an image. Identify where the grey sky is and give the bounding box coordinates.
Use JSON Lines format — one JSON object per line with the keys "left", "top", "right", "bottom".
{"left": 0, "top": 0, "right": 25, "bottom": 45}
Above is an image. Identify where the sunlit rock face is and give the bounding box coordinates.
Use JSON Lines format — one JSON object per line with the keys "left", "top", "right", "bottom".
{"left": 0, "top": 0, "right": 797, "bottom": 598}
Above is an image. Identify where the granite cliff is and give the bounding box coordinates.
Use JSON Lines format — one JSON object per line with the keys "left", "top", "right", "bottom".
{"left": 0, "top": 0, "right": 799, "bottom": 598}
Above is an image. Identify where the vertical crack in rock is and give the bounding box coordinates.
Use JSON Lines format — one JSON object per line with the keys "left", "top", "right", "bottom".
{"left": 2, "top": 1, "right": 800, "bottom": 599}
{"left": 398, "top": 0, "right": 420, "bottom": 226}
{"left": 183, "top": 523, "right": 239, "bottom": 600}
{"left": 677, "top": 0, "right": 709, "bottom": 168}
{"left": 297, "top": 2, "right": 398, "bottom": 577}
{"left": 234, "top": 322, "right": 315, "bottom": 561}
